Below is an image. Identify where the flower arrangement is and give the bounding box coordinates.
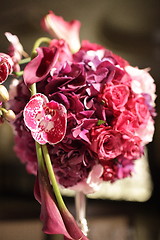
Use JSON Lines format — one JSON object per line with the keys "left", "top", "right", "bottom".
{"left": 0, "top": 11, "right": 156, "bottom": 239}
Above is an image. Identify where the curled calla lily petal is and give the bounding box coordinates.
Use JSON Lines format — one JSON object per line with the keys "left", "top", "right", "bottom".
{"left": 0, "top": 53, "right": 13, "bottom": 84}
{"left": 34, "top": 167, "right": 89, "bottom": 239}
{"left": 41, "top": 11, "right": 81, "bottom": 53}
{"left": 23, "top": 93, "right": 67, "bottom": 145}
{"left": 24, "top": 47, "right": 59, "bottom": 85}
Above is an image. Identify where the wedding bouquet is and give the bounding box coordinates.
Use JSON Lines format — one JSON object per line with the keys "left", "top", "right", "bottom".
{"left": 0, "top": 11, "right": 156, "bottom": 239}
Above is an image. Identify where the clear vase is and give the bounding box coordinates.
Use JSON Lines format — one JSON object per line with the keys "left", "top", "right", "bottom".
{"left": 75, "top": 191, "right": 89, "bottom": 236}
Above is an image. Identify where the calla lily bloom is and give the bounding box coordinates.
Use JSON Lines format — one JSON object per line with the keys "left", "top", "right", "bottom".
{"left": 0, "top": 53, "right": 13, "bottom": 84}
{"left": 24, "top": 47, "right": 59, "bottom": 86}
{"left": 34, "top": 166, "right": 89, "bottom": 240}
{"left": 23, "top": 93, "right": 67, "bottom": 145}
{"left": 41, "top": 11, "right": 81, "bottom": 53}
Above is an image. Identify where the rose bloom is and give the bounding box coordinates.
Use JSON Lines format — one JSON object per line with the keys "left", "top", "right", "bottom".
{"left": 90, "top": 125, "right": 123, "bottom": 161}
{"left": 101, "top": 83, "right": 130, "bottom": 112}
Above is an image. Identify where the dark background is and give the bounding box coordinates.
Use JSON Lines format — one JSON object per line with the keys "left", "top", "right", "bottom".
{"left": 0, "top": 1, "right": 160, "bottom": 239}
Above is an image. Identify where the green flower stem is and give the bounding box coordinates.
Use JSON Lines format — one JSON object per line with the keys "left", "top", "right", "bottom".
{"left": 28, "top": 36, "right": 66, "bottom": 211}
{"left": 30, "top": 83, "right": 37, "bottom": 96}
{"left": 18, "top": 57, "right": 31, "bottom": 65}
{"left": 41, "top": 144, "right": 67, "bottom": 210}
{"left": 13, "top": 71, "right": 24, "bottom": 77}
{"left": 31, "top": 37, "right": 51, "bottom": 59}
{"left": 35, "top": 142, "right": 45, "bottom": 171}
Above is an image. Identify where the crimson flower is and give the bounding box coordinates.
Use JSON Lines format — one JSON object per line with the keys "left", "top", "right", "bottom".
{"left": 0, "top": 53, "right": 13, "bottom": 84}
{"left": 23, "top": 93, "right": 67, "bottom": 145}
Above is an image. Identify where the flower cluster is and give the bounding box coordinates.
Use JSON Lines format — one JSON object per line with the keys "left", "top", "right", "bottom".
{"left": 6, "top": 11, "right": 156, "bottom": 194}
{"left": 0, "top": 11, "right": 156, "bottom": 239}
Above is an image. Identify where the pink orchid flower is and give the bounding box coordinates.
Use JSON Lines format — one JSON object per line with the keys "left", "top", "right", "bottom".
{"left": 23, "top": 93, "right": 67, "bottom": 145}
{"left": 34, "top": 166, "right": 89, "bottom": 239}
{"left": 0, "top": 53, "right": 13, "bottom": 84}
{"left": 5, "top": 32, "right": 24, "bottom": 62}
{"left": 41, "top": 11, "right": 81, "bottom": 53}
{"left": 24, "top": 47, "right": 59, "bottom": 85}
{"left": 5, "top": 32, "right": 26, "bottom": 72}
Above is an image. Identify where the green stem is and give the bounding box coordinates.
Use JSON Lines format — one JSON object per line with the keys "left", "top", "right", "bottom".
{"left": 42, "top": 144, "right": 67, "bottom": 210}
{"left": 35, "top": 142, "right": 45, "bottom": 171}
{"left": 13, "top": 71, "right": 24, "bottom": 77}
{"left": 18, "top": 57, "right": 31, "bottom": 65}
{"left": 30, "top": 83, "right": 37, "bottom": 96}
{"left": 28, "top": 36, "right": 66, "bottom": 211}
{"left": 31, "top": 37, "right": 51, "bottom": 59}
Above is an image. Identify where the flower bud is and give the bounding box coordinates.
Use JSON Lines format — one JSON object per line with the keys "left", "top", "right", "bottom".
{"left": 0, "top": 85, "right": 9, "bottom": 102}
{"left": 0, "top": 53, "right": 13, "bottom": 84}
{"left": 4, "top": 109, "right": 16, "bottom": 122}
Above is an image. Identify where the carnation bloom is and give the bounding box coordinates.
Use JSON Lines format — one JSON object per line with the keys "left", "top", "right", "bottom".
{"left": 0, "top": 53, "right": 13, "bottom": 83}
{"left": 23, "top": 93, "right": 67, "bottom": 145}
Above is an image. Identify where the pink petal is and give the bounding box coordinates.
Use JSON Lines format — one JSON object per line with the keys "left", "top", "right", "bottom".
{"left": 0, "top": 62, "right": 9, "bottom": 84}
{"left": 41, "top": 11, "right": 81, "bottom": 53}
{"left": 23, "top": 94, "right": 48, "bottom": 131}
{"left": 5, "top": 32, "right": 24, "bottom": 62}
{"left": 31, "top": 131, "right": 47, "bottom": 145}
{"left": 41, "top": 101, "right": 67, "bottom": 144}
{"left": 0, "top": 53, "right": 13, "bottom": 83}
{"left": 34, "top": 172, "right": 72, "bottom": 238}
{"left": 24, "top": 47, "right": 59, "bottom": 85}
{"left": 35, "top": 169, "right": 89, "bottom": 239}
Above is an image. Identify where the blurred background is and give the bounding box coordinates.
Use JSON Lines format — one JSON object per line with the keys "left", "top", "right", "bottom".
{"left": 0, "top": 0, "right": 160, "bottom": 239}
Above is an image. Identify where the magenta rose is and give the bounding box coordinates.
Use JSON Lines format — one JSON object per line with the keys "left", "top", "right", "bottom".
{"left": 101, "top": 83, "right": 130, "bottom": 112}
{"left": 127, "top": 96, "right": 150, "bottom": 127}
{"left": 122, "top": 133, "right": 143, "bottom": 160}
{"left": 90, "top": 125, "right": 123, "bottom": 161}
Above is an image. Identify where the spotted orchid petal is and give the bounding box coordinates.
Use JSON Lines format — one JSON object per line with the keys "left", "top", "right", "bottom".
{"left": 40, "top": 101, "right": 67, "bottom": 145}
{"left": 0, "top": 53, "right": 13, "bottom": 84}
{"left": 23, "top": 93, "right": 67, "bottom": 145}
{"left": 41, "top": 11, "right": 81, "bottom": 53}
{"left": 23, "top": 93, "right": 48, "bottom": 132}
{"left": 24, "top": 47, "right": 59, "bottom": 85}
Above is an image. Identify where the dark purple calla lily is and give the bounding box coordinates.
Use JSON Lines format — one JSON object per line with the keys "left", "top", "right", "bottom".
{"left": 34, "top": 166, "right": 89, "bottom": 240}
{"left": 24, "top": 47, "right": 59, "bottom": 85}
